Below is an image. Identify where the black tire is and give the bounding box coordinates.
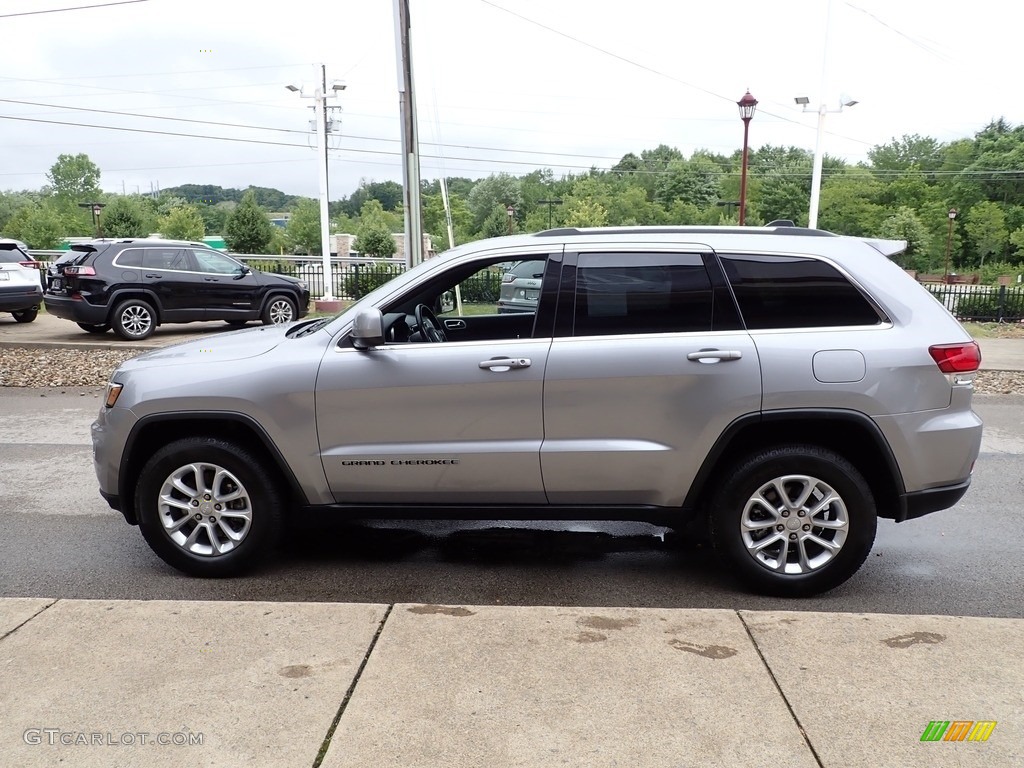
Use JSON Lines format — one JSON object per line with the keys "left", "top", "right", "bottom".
{"left": 77, "top": 322, "right": 111, "bottom": 334}
{"left": 12, "top": 307, "right": 38, "bottom": 323}
{"left": 261, "top": 295, "right": 297, "bottom": 326}
{"left": 111, "top": 298, "right": 156, "bottom": 341}
{"left": 709, "top": 444, "right": 876, "bottom": 597}
{"left": 135, "top": 437, "right": 284, "bottom": 577}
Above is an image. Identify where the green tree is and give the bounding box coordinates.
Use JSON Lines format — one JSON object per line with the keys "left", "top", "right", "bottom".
{"left": 817, "top": 169, "right": 886, "bottom": 236}
{"left": 563, "top": 198, "right": 608, "bottom": 228}
{"left": 100, "top": 196, "right": 152, "bottom": 238}
{"left": 158, "top": 204, "right": 205, "bottom": 241}
{"left": 656, "top": 156, "right": 721, "bottom": 208}
{"left": 353, "top": 225, "right": 396, "bottom": 258}
{"left": 479, "top": 204, "right": 517, "bottom": 238}
{"left": 5, "top": 203, "right": 68, "bottom": 249}
{"left": 964, "top": 201, "right": 1008, "bottom": 268}
{"left": 467, "top": 173, "right": 522, "bottom": 231}
{"left": 286, "top": 198, "right": 322, "bottom": 254}
{"left": 45, "top": 154, "right": 102, "bottom": 201}
{"left": 879, "top": 207, "right": 931, "bottom": 270}
{"left": 755, "top": 163, "right": 812, "bottom": 225}
{"left": 224, "top": 190, "right": 273, "bottom": 253}
{"left": 0, "top": 191, "right": 33, "bottom": 234}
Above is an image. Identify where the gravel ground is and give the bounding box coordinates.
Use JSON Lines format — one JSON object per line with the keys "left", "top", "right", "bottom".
{"left": 2, "top": 346, "right": 1024, "bottom": 393}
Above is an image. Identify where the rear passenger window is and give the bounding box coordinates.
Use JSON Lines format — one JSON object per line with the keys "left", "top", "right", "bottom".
{"left": 115, "top": 249, "right": 144, "bottom": 268}
{"left": 574, "top": 252, "right": 713, "bottom": 336}
{"left": 144, "top": 248, "right": 188, "bottom": 271}
{"left": 721, "top": 254, "right": 882, "bottom": 329}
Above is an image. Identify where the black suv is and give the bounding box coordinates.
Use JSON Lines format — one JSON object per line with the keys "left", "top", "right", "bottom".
{"left": 44, "top": 239, "right": 310, "bottom": 340}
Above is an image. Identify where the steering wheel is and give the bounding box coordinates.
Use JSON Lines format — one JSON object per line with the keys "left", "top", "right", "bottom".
{"left": 414, "top": 303, "right": 447, "bottom": 343}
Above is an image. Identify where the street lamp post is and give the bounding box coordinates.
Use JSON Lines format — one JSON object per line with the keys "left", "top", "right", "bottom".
{"left": 506, "top": 205, "right": 515, "bottom": 235}
{"left": 795, "top": 95, "right": 857, "bottom": 229}
{"left": 538, "top": 198, "right": 563, "bottom": 229}
{"left": 737, "top": 90, "right": 757, "bottom": 226}
{"left": 287, "top": 67, "right": 346, "bottom": 306}
{"left": 944, "top": 208, "right": 958, "bottom": 283}
{"left": 78, "top": 202, "right": 106, "bottom": 237}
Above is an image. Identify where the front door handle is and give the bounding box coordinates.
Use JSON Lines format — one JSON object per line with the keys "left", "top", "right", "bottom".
{"left": 479, "top": 357, "right": 531, "bottom": 371}
{"left": 204, "top": 278, "right": 219, "bottom": 282}
{"left": 686, "top": 349, "right": 743, "bottom": 363}
{"left": 444, "top": 319, "right": 466, "bottom": 329}
{"left": 145, "top": 274, "right": 163, "bottom": 279}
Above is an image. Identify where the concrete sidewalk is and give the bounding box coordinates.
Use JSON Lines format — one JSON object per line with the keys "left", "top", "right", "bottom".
{"left": 1, "top": 599, "right": 1020, "bottom": 767}
{"left": 2, "top": 311, "right": 1023, "bottom": 370}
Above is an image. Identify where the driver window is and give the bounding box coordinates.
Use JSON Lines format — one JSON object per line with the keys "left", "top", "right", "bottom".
{"left": 379, "top": 255, "right": 549, "bottom": 344}
{"left": 438, "top": 262, "right": 505, "bottom": 316}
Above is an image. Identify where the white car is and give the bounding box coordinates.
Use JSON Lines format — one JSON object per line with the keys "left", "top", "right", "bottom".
{"left": 0, "top": 240, "right": 43, "bottom": 323}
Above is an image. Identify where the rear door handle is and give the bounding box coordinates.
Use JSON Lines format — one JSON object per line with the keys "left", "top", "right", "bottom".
{"left": 686, "top": 349, "right": 743, "bottom": 362}
{"left": 145, "top": 274, "right": 163, "bottom": 279}
{"left": 479, "top": 357, "right": 531, "bottom": 370}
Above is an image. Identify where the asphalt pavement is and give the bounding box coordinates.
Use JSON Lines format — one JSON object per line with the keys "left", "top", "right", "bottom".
{"left": 1, "top": 312, "right": 1023, "bottom": 766}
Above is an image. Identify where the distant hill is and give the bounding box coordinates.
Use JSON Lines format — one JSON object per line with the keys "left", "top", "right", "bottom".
{"left": 160, "top": 184, "right": 303, "bottom": 210}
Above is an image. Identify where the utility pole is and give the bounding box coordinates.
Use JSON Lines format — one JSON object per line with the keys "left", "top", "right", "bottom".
{"left": 287, "top": 65, "right": 346, "bottom": 306}
{"left": 394, "top": 0, "right": 423, "bottom": 268}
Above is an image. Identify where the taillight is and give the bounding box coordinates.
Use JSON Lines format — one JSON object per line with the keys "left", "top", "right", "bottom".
{"left": 19, "top": 260, "right": 40, "bottom": 269}
{"left": 65, "top": 265, "right": 96, "bottom": 276}
{"left": 929, "top": 342, "right": 981, "bottom": 373}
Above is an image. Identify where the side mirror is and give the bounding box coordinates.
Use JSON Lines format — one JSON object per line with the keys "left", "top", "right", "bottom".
{"left": 440, "top": 291, "right": 455, "bottom": 313}
{"left": 234, "top": 265, "right": 251, "bottom": 280}
{"left": 351, "top": 307, "right": 385, "bottom": 350}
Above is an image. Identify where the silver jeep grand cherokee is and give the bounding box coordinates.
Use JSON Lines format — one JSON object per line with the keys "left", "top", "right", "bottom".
{"left": 93, "top": 225, "right": 983, "bottom": 596}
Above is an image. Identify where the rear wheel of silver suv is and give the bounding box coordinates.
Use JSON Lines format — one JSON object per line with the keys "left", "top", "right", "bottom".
{"left": 710, "top": 445, "right": 876, "bottom": 597}
{"left": 135, "top": 437, "right": 284, "bottom": 577}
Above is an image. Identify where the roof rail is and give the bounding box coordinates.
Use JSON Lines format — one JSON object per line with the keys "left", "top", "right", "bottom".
{"left": 533, "top": 225, "right": 836, "bottom": 238}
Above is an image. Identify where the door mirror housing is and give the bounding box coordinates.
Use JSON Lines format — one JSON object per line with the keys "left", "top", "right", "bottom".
{"left": 234, "top": 264, "right": 251, "bottom": 280}
{"left": 351, "top": 308, "right": 385, "bottom": 349}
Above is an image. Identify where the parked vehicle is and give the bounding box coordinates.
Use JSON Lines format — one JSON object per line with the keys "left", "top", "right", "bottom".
{"left": 44, "top": 238, "right": 310, "bottom": 340}
{"left": 497, "top": 259, "right": 545, "bottom": 313}
{"left": 92, "top": 225, "right": 982, "bottom": 595}
{"left": 0, "top": 241, "right": 43, "bottom": 323}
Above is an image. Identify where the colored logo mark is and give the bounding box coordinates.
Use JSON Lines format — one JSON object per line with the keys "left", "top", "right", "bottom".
{"left": 921, "top": 720, "right": 997, "bottom": 742}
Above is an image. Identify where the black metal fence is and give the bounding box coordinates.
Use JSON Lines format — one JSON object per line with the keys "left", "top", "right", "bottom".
{"left": 240, "top": 258, "right": 503, "bottom": 304}
{"left": 925, "top": 283, "right": 1024, "bottom": 322}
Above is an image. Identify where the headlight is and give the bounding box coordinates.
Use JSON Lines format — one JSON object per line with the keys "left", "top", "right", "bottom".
{"left": 104, "top": 382, "right": 123, "bottom": 408}
{"left": 297, "top": 281, "right": 308, "bottom": 290}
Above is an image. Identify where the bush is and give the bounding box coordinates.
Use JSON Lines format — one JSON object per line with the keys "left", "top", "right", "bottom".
{"left": 342, "top": 261, "right": 404, "bottom": 299}
{"left": 978, "top": 261, "right": 1023, "bottom": 285}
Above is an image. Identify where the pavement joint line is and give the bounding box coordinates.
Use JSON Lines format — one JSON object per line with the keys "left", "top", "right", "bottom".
{"left": 312, "top": 603, "right": 394, "bottom": 768}
{"left": 737, "top": 610, "right": 825, "bottom": 768}
{"left": 0, "top": 598, "right": 58, "bottom": 643}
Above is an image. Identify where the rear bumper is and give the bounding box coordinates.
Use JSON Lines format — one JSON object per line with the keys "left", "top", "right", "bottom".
{"left": 43, "top": 293, "right": 109, "bottom": 324}
{"left": 0, "top": 284, "right": 42, "bottom": 312}
{"left": 896, "top": 477, "right": 971, "bottom": 522}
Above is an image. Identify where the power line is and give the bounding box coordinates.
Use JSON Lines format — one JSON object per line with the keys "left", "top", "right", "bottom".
{"left": 0, "top": 0, "right": 149, "bottom": 18}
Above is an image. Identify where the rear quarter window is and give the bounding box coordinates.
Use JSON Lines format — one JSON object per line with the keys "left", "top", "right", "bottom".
{"left": 721, "top": 253, "right": 883, "bottom": 329}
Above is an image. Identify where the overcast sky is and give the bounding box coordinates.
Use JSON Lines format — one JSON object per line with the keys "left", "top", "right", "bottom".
{"left": 0, "top": 0, "right": 1013, "bottom": 201}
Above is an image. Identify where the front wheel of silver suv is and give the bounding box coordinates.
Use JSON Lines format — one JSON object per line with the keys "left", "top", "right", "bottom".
{"left": 710, "top": 445, "right": 877, "bottom": 597}
{"left": 135, "top": 437, "right": 284, "bottom": 577}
